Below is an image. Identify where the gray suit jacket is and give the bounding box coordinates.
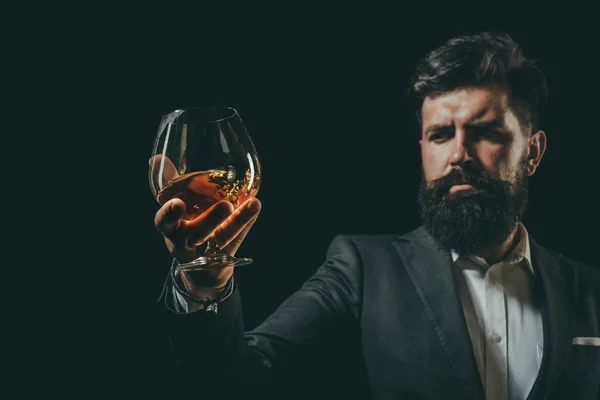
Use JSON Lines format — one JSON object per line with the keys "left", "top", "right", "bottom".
{"left": 158, "top": 226, "right": 600, "bottom": 399}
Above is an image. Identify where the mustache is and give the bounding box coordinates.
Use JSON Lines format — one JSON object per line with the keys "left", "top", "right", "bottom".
{"left": 427, "top": 167, "right": 510, "bottom": 195}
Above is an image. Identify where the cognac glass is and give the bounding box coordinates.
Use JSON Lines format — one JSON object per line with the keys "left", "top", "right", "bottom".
{"left": 149, "top": 106, "right": 261, "bottom": 271}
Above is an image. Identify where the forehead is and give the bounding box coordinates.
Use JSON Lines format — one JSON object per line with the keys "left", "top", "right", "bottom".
{"left": 421, "top": 86, "right": 510, "bottom": 125}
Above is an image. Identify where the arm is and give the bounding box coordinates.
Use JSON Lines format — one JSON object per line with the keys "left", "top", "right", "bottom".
{"left": 157, "top": 234, "right": 363, "bottom": 394}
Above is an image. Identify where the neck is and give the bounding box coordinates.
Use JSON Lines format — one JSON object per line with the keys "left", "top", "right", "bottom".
{"left": 472, "top": 222, "right": 521, "bottom": 265}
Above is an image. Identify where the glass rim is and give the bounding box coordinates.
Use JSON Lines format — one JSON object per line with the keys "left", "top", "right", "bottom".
{"left": 162, "top": 106, "right": 239, "bottom": 124}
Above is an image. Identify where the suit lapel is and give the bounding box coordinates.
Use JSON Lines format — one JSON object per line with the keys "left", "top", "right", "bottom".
{"left": 394, "top": 227, "right": 485, "bottom": 400}
{"left": 526, "top": 237, "right": 577, "bottom": 399}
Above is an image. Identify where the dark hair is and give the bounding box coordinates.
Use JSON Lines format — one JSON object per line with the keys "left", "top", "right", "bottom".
{"left": 407, "top": 31, "right": 548, "bottom": 133}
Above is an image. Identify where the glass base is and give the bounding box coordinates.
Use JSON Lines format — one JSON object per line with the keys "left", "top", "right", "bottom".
{"left": 177, "top": 254, "right": 253, "bottom": 272}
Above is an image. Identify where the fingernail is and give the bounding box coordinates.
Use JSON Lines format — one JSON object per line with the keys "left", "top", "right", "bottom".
{"left": 169, "top": 200, "right": 182, "bottom": 214}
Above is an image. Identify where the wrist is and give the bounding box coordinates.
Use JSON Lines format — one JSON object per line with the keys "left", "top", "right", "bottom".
{"left": 169, "top": 259, "right": 235, "bottom": 313}
{"left": 180, "top": 274, "right": 227, "bottom": 299}
{"left": 180, "top": 270, "right": 230, "bottom": 293}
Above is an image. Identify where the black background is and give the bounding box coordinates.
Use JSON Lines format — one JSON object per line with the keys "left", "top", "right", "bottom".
{"left": 27, "top": 8, "right": 599, "bottom": 398}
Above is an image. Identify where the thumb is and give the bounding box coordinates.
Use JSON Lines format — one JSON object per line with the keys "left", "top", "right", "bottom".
{"left": 155, "top": 198, "right": 186, "bottom": 236}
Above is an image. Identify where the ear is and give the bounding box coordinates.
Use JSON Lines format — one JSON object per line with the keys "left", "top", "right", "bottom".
{"left": 526, "top": 130, "right": 547, "bottom": 176}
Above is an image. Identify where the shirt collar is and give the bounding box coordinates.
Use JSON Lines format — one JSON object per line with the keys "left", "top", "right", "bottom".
{"left": 450, "top": 221, "right": 534, "bottom": 275}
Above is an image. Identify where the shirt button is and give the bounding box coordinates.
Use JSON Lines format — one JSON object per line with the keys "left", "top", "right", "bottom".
{"left": 492, "top": 333, "right": 502, "bottom": 343}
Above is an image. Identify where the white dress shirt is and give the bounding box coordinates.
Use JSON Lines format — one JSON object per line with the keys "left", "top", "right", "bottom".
{"left": 452, "top": 222, "right": 544, "bottom": 400}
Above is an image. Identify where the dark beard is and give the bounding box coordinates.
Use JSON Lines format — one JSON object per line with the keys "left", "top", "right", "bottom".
{"left": 417, "top": 160, "right": 529, "bottom": 255}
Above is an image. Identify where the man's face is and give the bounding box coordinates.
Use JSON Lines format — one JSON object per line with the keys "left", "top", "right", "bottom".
{"left": 417, "top": 86, "right": 546, "bottom": 254}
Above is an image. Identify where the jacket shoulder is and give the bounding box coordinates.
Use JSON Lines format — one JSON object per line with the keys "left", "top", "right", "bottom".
{"left": 333, "top": 225, "right": 425, "bottom": 245}
{"left": 330, "top": 233, "right": 409, "bottom": 252}
{"left": 559, "top": 254, "right": 600, "bottom": 286}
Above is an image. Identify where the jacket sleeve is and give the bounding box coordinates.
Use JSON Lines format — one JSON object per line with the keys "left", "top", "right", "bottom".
{"left": 156, "top": 235, "right": 363, "bottom": 395}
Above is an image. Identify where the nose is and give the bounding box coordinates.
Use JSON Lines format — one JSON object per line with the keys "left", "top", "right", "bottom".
{"left": 450, "top": 137, "right": 475, "bottom": 168}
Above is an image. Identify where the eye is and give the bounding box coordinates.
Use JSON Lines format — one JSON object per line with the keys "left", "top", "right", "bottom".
{"left": 475, "top": 130, "right": 503, "bottom": 141}
{"left": 430, "top": 132, "right": 452, "bottom": 142}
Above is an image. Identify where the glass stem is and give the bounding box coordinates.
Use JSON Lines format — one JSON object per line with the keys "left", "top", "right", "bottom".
{"left": 204, "top": 238, "right": 221, "bottom": 257}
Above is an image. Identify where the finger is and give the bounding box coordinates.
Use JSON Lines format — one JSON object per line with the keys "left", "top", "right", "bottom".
{"left": 216, "top": 198, "right": 262, "bottom": 254}
{"left": 149, "top": 154, "right": 179, "bottom": 185}
{"left": 184, "top": 200, "right": 235, "bottom": 247}
{"left": 221, "top": 213, "right": 260, "bottom": 256}
{"left": 155, "top": 198, "right": 186, "bottom": 236}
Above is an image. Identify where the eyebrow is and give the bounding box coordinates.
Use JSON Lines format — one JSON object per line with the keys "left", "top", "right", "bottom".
{"left": 466, "top": 119, "right": 505, "bottom": 130}
{"left": 424, "top": 119, "right": 506, "bottom": 137}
